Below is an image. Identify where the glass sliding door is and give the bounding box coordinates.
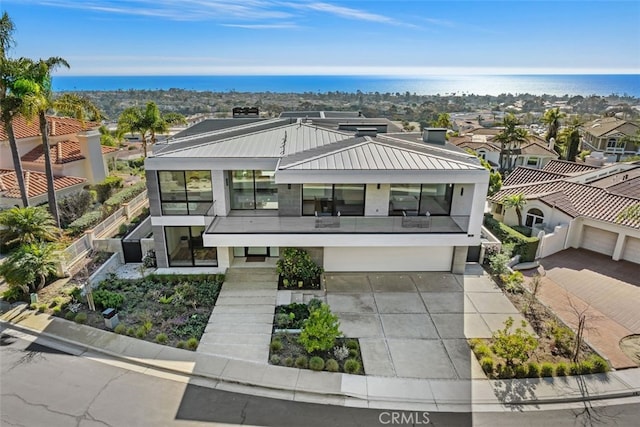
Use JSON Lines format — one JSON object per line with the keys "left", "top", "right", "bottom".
{"left": 302, "top": 183, "right": 333, "bottom": 215}
{"left": 334, "top": 184, "right": 365, "bottom": 216}
{"left": 302, "top": 184, "right": 365, "bottom": 216}
{"left": 230, "top": 170, "right": 278, "bottom": 210}
{"left": 389, "top": 184, "right": 420, "bottom": 215}
{"left": 231, "top": 170, "right": 255, "bottom": 209}
{"left": 254, "top": 170, "right": 278, "bottom": 209}
{"left": 420, "top": 184, "right": 452, "bottom": 215}
{"left": 165, "top": 226, "right": 217, "bottom": 267}
{"left": 388, "top": 184, "right": 452, "bottom": 216}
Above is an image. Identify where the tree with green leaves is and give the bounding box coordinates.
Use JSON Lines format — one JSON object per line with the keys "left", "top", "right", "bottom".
{"left": 563, "top": 118, "right": 582, "bottom": 161}
{"left": 298, "top": 303, "right": 342, "bottom": 353}
{"left": 494, "top": 113, "right": 529, "bottom": 174}
{"left": 430, "top": 112, "right": 452, "bottom": 129}
{"left": 99, "top": 124, "right": 125, "bottom": 147}
{"left": 117, "top": 102, "right": 186, "bottom": 158}
{"left": 0, "top": 12, "right": 29, "bottom": 206}
{"left": 541, "top": 107, "right": 566, "bottom": 144}
{"left": 0, "top": 206, "right": 60, "bottom": 248}
{"left": 0, "top": 242, "right": 60, "bottom": 293}
{"left": 502, "top": 193, "right": 527, "bottom": 227}
{"left": 491, "top": 317, "right": 538, "bottom": 368}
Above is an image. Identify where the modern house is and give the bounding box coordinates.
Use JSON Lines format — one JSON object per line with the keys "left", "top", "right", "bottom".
{"left": 451, "top": 132, "right": 559, "bottom": 171}
{"left": 144, "top": 114, "right": 490, "bottom": 273}
{"left": 0, "top": 115, "right": 116, "bottom": 207}
{"left": 489, "top": 159, "right": 640, "bottom": 264}
{"left": 581, "top": 117, "right": 640, "bottom": 161}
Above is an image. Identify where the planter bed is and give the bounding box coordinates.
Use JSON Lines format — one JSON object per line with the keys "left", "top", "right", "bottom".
{"left": 277, "top": 274, "right": 322, "bottom": 291}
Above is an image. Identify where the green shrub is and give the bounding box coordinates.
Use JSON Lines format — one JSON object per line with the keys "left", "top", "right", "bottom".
{"left": 540, "top": 362, "right": 555, "bottom": 377}
{"left": 114, "top": 324, "right": 127, "bottom": 334}
{"left": 270, "top": 339, "right": 283, "bottom": 352}
{"left": 65, "top": 310, "right": 76, "bottom": 320}
{"left": 468, "top": 338, "right": 483, "bottom": 350}
{"left": 92, "top": 289, "right": 125, "bottom": 310}
{"left": 307, "top": 298, "right": 323, "bottom": 312}
{"left": 270, "top": 355, "right": 281, "bottom": 365}
{"left": 309, "top": 356, "right": 325, "bottom": 371}
{"left": 186, "top": 337, "right": 199, "bottom": 350}
{"left": 37, "top": 304, "right": 47, "bottom": 313}
{"left": 295, "top": 356, "right": 308, "bottom": 369}
{"left": 126, "top": 327, "right": 135, "bottom": 336}
{"left": 497, "top": 365, "right": 514, "bottom": 379}
{"left": 2, "top": 286, "right": 25, "bottom": 303}
{"left": 526, "top": 362, "right": 541, "bottom": 378}
{"left": 74, "top": 312, "right": 87, "bottom": 324}
{"left": 548, "top": 320, "right": 575, "bottom": 357}
{"left": 474, "top": 343, "right": 492, "bottom": 359}
{"left": 569, "top": 363, "right": 581, "bottom": 376}
{"left": 325, "top": 358, "right": 339, "bottom": 372}
{"left": 94, "top": 175, "right": 124, "bottom": 203}
{"left": 29, "top": 303, "right": 38, "bottom": 310}
{"left": 514, "top": 365, "right": 528, "bottom": 378}
{"left": 176, "top": 341, "right": 185, "bottom": 349}
{"left": 58, "top": 191, "right": 93, "bottom": 228}
{"left": 490, "top": 317, "right": 538, "bottom": 368}
{"left": 483, "top": 216, "right": 540, "bottom": 262}
{"left": 579, "top": 361, "right": 594, "bottom": 375}
{"left": 155, "top": 333, "right": 168, "bottom": 344}
{"left": 52, "top": 306, "right": 62, "bottom": 315}
{"left": 588, "top": 355, "right": 609, "bottom": 373}
{"left": 343, "top": 358, "right": 361, "bottom": 374}
{"left": 480, "top": 357, "right": 494, "bottom": 374}
{"left": 298, "top": 303, "right": 342, "bottom": 353}
{"left": 346, "top": 339, "right": 359, "bottom": 350}
{"left": 143, "top": 320, "right": 153, "bottom": 333}
{"left": 68, "top": 210, "right": 103, "bottom": 236}
{"left": 348, "top": 348, "right": 358, "bottom": 358}
{"left": 276, "top": 247, "right": 323, "bottom": 287}
{"left": 488, "top": 252, "right": 511, "bottom": 275}
{"left": 512, "top": 225, "right": 532, "bottom": 237}
{"left": 103, "top": 182, "right": 147, "bottom": 214}
{"left": 135, "top": 326, "right": 147, "bottom": 338}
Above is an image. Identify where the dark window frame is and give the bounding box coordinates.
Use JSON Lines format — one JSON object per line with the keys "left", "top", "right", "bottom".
{"left": 389, "top": 184, "right": 453, "bottom": 216}
{"left": 302, "top": 183, "right": 366, "bottom": 216}
{"left": 158, "top": 170, "right": 213, "bottom": 215}
{"left": 230, "top": 170, "right": 278, "bottom": 210}
{"left": 164, "top": 226, "right": 218, "bottom": 267}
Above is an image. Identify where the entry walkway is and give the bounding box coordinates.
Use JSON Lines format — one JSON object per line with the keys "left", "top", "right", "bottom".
{"left": 198, "top": 267, "right": 277, "bottom": 363}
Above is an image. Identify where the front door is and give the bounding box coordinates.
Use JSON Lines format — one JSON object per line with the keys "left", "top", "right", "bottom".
{"left": 245, "top": 247, "right": 270, "bottom": 257}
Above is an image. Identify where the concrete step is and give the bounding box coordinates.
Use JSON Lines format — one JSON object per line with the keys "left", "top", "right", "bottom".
{"left": 205, "top": 322, "right": 273, "bottom": 334}
{"left": 212, "top": 305, "right": 275, "bottom": 314}
{"left": 221, "top": 282, "right": 278, "bottom": 290}
{"left": 200, "top": 333, "right": 271, "bottom": 346}
{"left": 208, "top": 313, "right": 274, "bottom": 324}
{"left": 216, "top": 295, "right": 277, "bottom": 306}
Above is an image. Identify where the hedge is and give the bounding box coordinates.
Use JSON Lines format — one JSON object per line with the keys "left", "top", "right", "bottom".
{"left": 484, "top": 215, "right": 539, "bottom": 262}
{"left": 103, "top": 182, "right": 147, "bottom": 214}
{"left": 68, "top": 210, "right": 103, "bottom": 236}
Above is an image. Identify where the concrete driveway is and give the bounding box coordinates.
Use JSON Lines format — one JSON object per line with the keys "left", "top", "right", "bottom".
{"left": 324, "top": 265, "right": 529, "bottom": 380}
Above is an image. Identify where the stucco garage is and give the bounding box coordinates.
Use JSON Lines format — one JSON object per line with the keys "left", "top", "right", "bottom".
{"left": 622, "top": 236, "right": 640, "bottom": 264}
{"left": 580, "top": 225, "right": 617, "bottom": 256}
{"left": 323, "top": 246, "right": 453, "bottom": 272}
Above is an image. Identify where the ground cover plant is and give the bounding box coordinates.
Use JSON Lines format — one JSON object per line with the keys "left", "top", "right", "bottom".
{"left": 276, "top": 247, "right": 323, "bottom": 290}
{"left": 40, "top": 273, "right": 224, "bottom": 349}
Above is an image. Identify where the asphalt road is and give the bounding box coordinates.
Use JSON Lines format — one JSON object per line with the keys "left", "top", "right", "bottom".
{"left": 1, "top": 328, "right": 638, "bottom": 427}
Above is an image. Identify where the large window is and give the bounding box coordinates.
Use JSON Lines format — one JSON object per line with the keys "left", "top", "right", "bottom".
{"left": 389, "top": 184, "right": 453, "bottom": 216}
{"left": 230, "top": 170, "right": 278, "bottom": 210}
{"left": 165, "top": 226, "right": 217, "bottom": 267}
{"left": 302, "top": 184, "right": 365, "bottom": 216}
{"left": 158, "top": 170, "right": 213, "bottom": 215}
{"left": 525, "top": 208, "right": 544, "bottom": 228}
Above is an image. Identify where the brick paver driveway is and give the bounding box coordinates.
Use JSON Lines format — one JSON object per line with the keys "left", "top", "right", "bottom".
{"left": 530, "top": 248, "right": 640, "bottom": 369}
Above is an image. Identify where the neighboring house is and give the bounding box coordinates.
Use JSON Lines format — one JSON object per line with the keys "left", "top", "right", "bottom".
{"left": 144, "top": 115, "right": 489, "bottom": 273}
{"left": 581, "top": 117, "right": 640, "bottom": 161}
{"left": 0, "top": 169, "right": 86, "bottom": 208}
{"left": 0, "top": 115, "right": 114, "bottom": 185}
{"left": 451, "top": 132, "right": 559, "bottom": 170}
{"left": 489, "top": 159, "right": 640, "bottom": 264}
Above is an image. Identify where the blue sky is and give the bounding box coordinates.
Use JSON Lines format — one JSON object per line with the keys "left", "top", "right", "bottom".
{"left": 3, "top": 0, "right": 639, "bottom": 75}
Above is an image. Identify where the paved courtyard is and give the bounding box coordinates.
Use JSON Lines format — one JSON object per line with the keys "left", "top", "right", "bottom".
{"left": 324, "top": 265, "right": 530, "bottom": 380}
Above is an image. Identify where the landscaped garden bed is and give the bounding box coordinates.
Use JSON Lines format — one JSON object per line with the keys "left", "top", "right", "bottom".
{"left": 269, "top": 299, "right": 365, "bottom": 374}
{"left": 472, "top": 243, "right": 610, "bottom": 379}
{"left": 276, "top": 247, "right": 323, "bottom": 290}
{"left": 34, "top": 273, "right": 224, "bottom": 350}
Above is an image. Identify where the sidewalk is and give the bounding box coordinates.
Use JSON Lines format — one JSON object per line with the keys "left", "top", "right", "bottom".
{"left": 2, "top": 303, "right": 639, "bottom": 412}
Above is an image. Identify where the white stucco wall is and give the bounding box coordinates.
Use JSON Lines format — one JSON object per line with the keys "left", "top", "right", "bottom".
{"left": 324, "top": 246, "right": 454, "bottom": 272}
{"left": 211, "top": 170, "right": 229, "bottom": 215}
{"left": 450, "top": 184, "right": 474, "bottom": 217}
{"left": 364, "top": 184, "right": 389, "bottom": 216}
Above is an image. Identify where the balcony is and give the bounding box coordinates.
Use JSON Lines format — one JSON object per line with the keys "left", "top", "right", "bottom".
{"left": 205, "top": 215, "right": 469, "bottom": 235}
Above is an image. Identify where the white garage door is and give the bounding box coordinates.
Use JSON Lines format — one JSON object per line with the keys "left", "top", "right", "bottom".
{"left": 324, "top": 246, "right": 453, "bottom": 272}
{"left": 622, "top": 237, "right": 640, "bottom": 264}
{"left": 580, "top": 226, "right": 617, "bottom": 256}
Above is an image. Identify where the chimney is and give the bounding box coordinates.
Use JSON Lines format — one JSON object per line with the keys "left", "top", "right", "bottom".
{"left": 56, "top": 142, "right": 62, "bottom": 163}
{"left": 422, "top": 128, "right": 447, "bottom": 145}
{"left": 355, "top": 127, "right": 378, "bottom": 137}
{"left": 50, "top": 119, "right": 56, "bottom": 135}
{"left": 548, "top": 137, "right": 555, "bottom": 151}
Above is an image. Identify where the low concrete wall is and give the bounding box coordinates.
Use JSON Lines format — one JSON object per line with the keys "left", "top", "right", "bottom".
{"left": 479, "top": 225, "right": 502, "bottom": 264}
{"left": 93, "top": 239, "right": 125, "bottom": 263}
{"left": 537, "top": 224, "right": 569, "bottom": 259}
{"left": 87, "top": 252, "right": 122, "bottom": 288}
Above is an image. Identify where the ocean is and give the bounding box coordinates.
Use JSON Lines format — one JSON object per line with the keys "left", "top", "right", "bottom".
{"left": 52, "top": 74, "right": 640, "bottom": 98}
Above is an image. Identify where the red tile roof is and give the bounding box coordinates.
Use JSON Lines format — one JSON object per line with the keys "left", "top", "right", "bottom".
{"left": 503, "top": 167, "right": 566, "bottom": 186}
{"left": 0, "top": 115, "right": 100, "bottom": 140}
{"left": 542, "top": 159, "right": 600, "bottom": 176}
{"left": 0, "top": 169, "right": 86, "bottom": 199}
{"left": 21, "top": 141, "right": 117, "bottom": 164}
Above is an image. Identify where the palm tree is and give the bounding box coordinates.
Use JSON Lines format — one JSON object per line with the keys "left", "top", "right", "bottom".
{"left": 0, "top": 242, "right": 60, "bottom": 293}
{"left": 0, "top": 12, "right": 29, "bottom": 206}
{"left": 502, "top": 194, "right": 527, "bottom": 227}
{"left": 430, "top": 112, "right": 452, "bottom": 129}
{"left": 541, "top": 107, "right": 566, "bottom": 145}
{"left": 118, "top": 102, "right": 186, "bottom": 158}
{"left": 563, "top": 117, "right": 582, "bottom": 161}
{"left": 494, "top": 113, "right": 528, "bottom": 174}
{"left": 0, "top": 206, "right": 60, "bottom": 248}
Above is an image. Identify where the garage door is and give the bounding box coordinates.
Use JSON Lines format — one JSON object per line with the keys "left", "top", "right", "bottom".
{"left": 580, "top": 226, "right": 617, "bottom": 256}
{"left": 324, "top": 246, "right": 453, "bottom": 272}
{"left": 622, "top": 237, "right": 640, "bottom": 264}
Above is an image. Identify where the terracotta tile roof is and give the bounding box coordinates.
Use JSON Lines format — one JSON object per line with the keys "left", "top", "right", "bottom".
{"left": 503, "top": 167, "right": 566, "bottom": 186}
{"left": 542, "top": 159, "right": 600, "bottom": 176}
{"left": 604, "top": 176, "right": 640, "bottom": 199}
{"left": 0, "top": 115, "right": 100, "bottom": 140}
{"left": 489, "top": 180, "right": 571, "bottom": 203}
{"left": 101, "top": 145, "right": 118, "bottom": 155}
{"left": 582, "top": 117, "right": 640, "bottom": 138}
{"left": 520, "top": 141, "right": 558, "bottom": 156}
{"left": 22, "top": 140, "right": 85, "bottom": 164}
{"left": 0, "top": 169, "right": 86, "bottom": 199}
